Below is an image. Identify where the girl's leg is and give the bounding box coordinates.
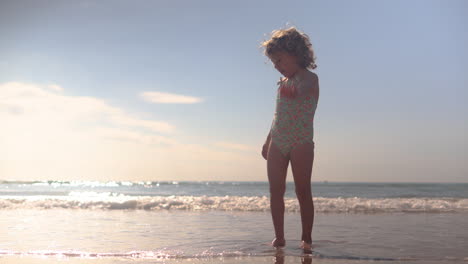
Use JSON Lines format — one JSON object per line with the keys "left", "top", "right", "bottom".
{"left": 290, "top": 142, "right": 315, "bottom": 244}
{"left": 267, "top": 141, "right": 290, "bottom": 246}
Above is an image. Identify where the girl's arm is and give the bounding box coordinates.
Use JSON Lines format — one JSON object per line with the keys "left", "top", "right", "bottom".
{"left": 262, "top": 130, "right": 271, "bottom": 160}
{"left": 265, "top": 117, "right": 275, "bottom": 145}
{"left": 297, "top": 72, "right": 319, "bottom": 101}
{"left": 265, "top": 130, "right": 271, "bottom": 145}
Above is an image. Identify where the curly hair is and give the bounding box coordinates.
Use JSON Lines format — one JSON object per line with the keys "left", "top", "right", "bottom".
{"left": 261, "top": 27, "right": 317, "bottom": 69}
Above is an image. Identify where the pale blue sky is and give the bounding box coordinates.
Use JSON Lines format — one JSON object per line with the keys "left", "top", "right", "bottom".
{"left": 1, "top": 0, "right": 467, "bottom": 182}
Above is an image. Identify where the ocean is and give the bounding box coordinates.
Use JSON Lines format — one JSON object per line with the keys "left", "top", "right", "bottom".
{"left": 1, "top": 181, "right": 467, "bottom": 264}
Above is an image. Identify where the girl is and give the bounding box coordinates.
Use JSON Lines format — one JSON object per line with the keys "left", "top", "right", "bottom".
{"left": 261, "top": 27, "right": 319, "bottom": 250}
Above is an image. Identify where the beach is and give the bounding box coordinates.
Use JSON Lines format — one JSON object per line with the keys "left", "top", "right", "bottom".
{"left": 1, "top": 209, "right": 468, "bottom": 263}
{"left": 1, "top": 255, "right": 458, "bottom": 264}
{"left": 2, "top": 1, "right": 467, "bottom": 263}
{"left": 1, "top": 181, "right": 467, "bottom": 263}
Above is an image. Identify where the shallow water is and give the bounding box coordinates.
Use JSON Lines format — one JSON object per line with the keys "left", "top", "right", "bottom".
{"left": 1, "top": 181, "right": 467, "bottom": 263}
{"left": 1, "top": 209, "right": 467, "bottom": 262}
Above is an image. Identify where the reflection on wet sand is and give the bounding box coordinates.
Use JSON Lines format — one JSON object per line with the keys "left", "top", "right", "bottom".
{"left": 273, "top": 249, "right": 313, "bottom": 264}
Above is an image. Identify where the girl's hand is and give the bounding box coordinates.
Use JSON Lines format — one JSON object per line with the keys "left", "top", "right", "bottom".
{"left": 262, "top": 142, "right": 269, "bottom": 160}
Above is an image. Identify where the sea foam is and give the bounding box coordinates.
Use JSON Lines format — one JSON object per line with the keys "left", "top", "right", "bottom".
{"left": 1, "top": 194, "right": 467, "bottom": 213}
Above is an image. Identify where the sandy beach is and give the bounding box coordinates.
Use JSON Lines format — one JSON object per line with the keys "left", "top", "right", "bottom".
{"left": 2, "top": 181, "right": 467, "bottom": 263}
{"left": 1, "top": 255, "right": 463, "bottom": 264}
{"left": 1, "top": 209, "right": 467, "bottom": 263}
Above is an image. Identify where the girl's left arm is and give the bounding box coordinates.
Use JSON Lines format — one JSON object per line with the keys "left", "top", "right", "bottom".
{"left": 298, "top": 73, "right": 319, "bottom": 102}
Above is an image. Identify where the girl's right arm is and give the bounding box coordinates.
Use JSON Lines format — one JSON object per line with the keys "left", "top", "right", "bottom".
{"left": 262, "top": 131, "right": 271, "bottom": 160}
{"left": 265, "top": 131, "right": 271, "bottom": 144}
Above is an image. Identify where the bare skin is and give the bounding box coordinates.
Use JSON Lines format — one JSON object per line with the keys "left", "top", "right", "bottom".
{"left": 263, "top": 52, "right": 319, "bottom": 249}
{"left": 265, "top": 139, "right": 315, "bottom": 248}
{"left": 266, "top": 140, "right": 289, "bottom": 247}
{"left": 291, "top": 142, "right": 315, "bottom": 246}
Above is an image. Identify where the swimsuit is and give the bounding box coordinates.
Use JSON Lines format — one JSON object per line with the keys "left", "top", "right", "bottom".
{"left": 270, "top": 76, "right": 317, "bottom": 157}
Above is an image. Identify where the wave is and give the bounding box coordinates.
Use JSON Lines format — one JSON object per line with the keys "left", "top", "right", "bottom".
{"left": 0, "top": 180, "right": 262, "bottom": 187}
{"left": 1, "top": 193, "right": 467, "bottom": 213}
{"left": 0, "top": 180, "right": 174, "bottom": 187}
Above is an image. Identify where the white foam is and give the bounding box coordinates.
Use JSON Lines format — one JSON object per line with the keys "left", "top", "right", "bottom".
{"left": 0, "top": 249, "right": 176, "bottom": 259}
{"left": 1, "top": 195, "right": 467, "bottom": 213}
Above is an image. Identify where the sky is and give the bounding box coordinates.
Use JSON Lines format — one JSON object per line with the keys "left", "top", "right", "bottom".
{"left": 1, "top": 0, "right": 467, "bottom": 183}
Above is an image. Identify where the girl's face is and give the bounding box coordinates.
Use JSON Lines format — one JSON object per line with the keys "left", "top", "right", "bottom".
{"left": 269, "top": 52, "right": 301, "bottom": 78}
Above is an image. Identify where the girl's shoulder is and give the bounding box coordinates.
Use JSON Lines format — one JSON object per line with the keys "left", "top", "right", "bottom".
{"left": 298, "top": 71, "right": 319, "bottom": 91}
{"left": 303, "top": 71, "right": 319, "bottom": 84}
{"left": 296, "top": 71, "right": 319, "bottom": 100}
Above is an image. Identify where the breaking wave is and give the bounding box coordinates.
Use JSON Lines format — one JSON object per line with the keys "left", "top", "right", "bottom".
{"left": 1, "top": 193, "right": 467, "bottom": 213}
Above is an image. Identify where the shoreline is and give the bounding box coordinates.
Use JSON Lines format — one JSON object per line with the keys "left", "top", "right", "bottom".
{"left": 0, "top": 255, "right": 458, "bottom": 264}
{"left": 1, "top": 210, "right": 467, "bottom": 262}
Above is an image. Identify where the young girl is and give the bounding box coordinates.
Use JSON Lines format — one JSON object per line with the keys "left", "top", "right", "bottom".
{"left": 261, "top": 27, "right": 319, "bottom": 250}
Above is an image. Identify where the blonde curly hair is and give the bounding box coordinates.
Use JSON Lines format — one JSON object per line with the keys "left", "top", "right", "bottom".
{"left": 261, "top": 27, "right": 317, "bottom": 70}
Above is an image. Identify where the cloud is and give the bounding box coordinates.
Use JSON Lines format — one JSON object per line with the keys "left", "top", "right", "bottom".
{"left": 109, "top": 114, "right": 175, "bottom": 134}
{"left": 213, "top": 141, "right": 257, "bottom": 152}
{"left": 47, "top": 84, "right": 64, "bottom": 92}
{"left": 93, "top": 127, "right": 178, "bottom": 146}
{"left": 140, "top": 91, "right": 203, "bottom": 104}
{"left": 0, "top": 81, "right": 262, "bottom": 181}
{"left": 0, "top": 82, "right": 175, "bottom": 134}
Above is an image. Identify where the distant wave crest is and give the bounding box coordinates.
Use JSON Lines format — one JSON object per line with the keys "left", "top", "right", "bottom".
{"left": 1, "top": 194, "right": 467, "bottom": 213}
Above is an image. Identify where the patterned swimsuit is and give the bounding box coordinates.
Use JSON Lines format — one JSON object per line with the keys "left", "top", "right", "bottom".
{"left": 270, "top": 76, "right": 318, "bottom": 157}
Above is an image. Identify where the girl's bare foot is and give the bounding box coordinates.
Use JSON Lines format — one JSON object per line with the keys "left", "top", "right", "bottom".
{"left": 300, "top": 240, "right": 312, "bottom": 250}
{"left": 271, "top": 238, "right": 286, "bottom": 248}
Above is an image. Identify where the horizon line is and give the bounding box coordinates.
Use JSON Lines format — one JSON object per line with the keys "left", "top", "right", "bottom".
{"left": 0, "top": 180, "right": 467, "bottom": 184}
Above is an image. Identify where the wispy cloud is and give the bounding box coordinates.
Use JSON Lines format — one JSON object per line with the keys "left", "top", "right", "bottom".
{"left": 0, "top": 82, "right": 261, "bottom": 181}
{"left": 109, "top": 115, "right": 175, "bottom": 134}
{"left": 0, "top": 82, "right": 175, "bottom": 134}
{"left": 213, "top": 141, "right": 257, "bottom": 152}
{"left": 47, "top": 84, "right": 64, "bottom": 92}
{"left": 140, "top": 91, "right": 203, "bottom": 104}
{"left": 93, "top": 127, "right": 178, "bottom": 146}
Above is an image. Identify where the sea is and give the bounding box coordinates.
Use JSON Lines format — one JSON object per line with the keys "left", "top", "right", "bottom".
{"left": 1, "top": 181, "right": 467, "bottom": 264}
